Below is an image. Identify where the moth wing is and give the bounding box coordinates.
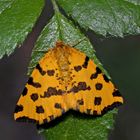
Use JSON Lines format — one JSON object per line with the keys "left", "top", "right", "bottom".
{"left": 68, "top": 47, "right": 123, "bottom": 115}
{"left": 14, "top": 51, "right": 68, "bottom": 125}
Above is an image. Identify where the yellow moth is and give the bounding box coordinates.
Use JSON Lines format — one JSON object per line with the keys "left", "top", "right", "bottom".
{"left": 14, "top": 41, "right": 123, "bottom": 125}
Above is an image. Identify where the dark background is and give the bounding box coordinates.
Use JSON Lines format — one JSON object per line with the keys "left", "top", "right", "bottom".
{"left": 0, "top": 0, "right": 140, "bottom": 140}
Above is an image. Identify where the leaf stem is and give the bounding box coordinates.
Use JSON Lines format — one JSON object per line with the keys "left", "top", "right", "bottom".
{"left": 51, "top": 0, "right": 60, "bottom": 13}
{"left": 51, "top": 0, "right": 63, "bottom": 40}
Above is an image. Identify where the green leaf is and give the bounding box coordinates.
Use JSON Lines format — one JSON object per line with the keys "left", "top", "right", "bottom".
{"left": 0, "top": 0, "right": 14, "bottom": 13}
{"left": 57, "top": 0, "right": 140, "bottom": 37}
{"left": 126, "top": 0, "right": 140, "bottom": 5}
{"left": 28, "top": 12, "right": 110, "bottom": 78}
{"left": 42, "top": 110, "right": 117, "bottom": 140}
{"left": 29, "top": 12, "right": 117, "bottom": 140}
{"left": 0, "top": 0, "right": 44, "bottom": 59}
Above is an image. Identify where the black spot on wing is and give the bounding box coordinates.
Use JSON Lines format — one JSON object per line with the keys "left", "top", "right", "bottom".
{"left": 103, "top": 74, "right": 110, "bottom": 83}
{"left": 82, "top": 56, "right": 89, "bottom": 68}
{"left": 36, "top": 64, "right": 46, "bottom": 75}
{"left": 94, "top": 97, "right": 102, "bottom": 105}
{"left": 95, "top": 83, "right": 103, "bottom": 90}
{"left": 90, "top": 67, "right": 102, "bottom": 80}
{"left": 40, "top": 87, "right": 65, "bottom": 98}
{"left": 90, "top": 73, "right": 98, "bottom": 79}
{"left": 22, "top": 87, "right": 28, "bottom": 96}
{"left": 43, "top": 119, "right": 48, "bottom": 123}
{"left": 78, "top": 82, "right": 90, "bottom": 90}
{"left": 54, "top": 103, "right": 62, "bottom": 109}
{"left": 47, "top": 69, "right": 55, "bottom": 76}
{"left": 69, "top": 86, "right": 78, "bottom": 93}
{"left": 74, "top": 65, "right": 82, "bottom": 72}
{"left": 28, "top": 77, "right": 41, "bottom": 88}
{"left": 93, "top": 110, "right": 98, "bottom": 115}
{"left": 77, "top": 99, "right": 84, "bottom": 105}
{"left": 36, "top": 106, "right": 44, "bottom": 114}
{"left": 96, "top": 67, "right": 102, "bottom": 74}
{"left": 113, "top": 89, "right": 122, "bottom": 97}
{"left": 15, "top": 105, "right": 23, "bottom": 113}
{"left": 30, "top": 93, "right": 38, "bottom": 102}
{"left": 69, "top": 82, "right": 91, "bottom": 93}
{"left": 16, "top": 116, "right": 39, "bottom": 124}
{"left": 86, "top": 109, "right": 91, "bottom": 114}
{"left": 49, "top": 115, "right": 54, "bottom": 121}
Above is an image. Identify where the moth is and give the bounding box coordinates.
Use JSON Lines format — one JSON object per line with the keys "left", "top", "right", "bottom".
{"left": 14, "top": 41, "right": 123, "bottom": 125}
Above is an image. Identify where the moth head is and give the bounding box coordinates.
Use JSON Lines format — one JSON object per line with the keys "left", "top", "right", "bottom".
{"left": 56, "top": 40, "right": 65, "bottom": 48}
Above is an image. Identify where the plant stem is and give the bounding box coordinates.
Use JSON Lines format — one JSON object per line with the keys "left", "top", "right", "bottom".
{"left": 51, "top": 0, "right": 60, "bottom": 13}
{"left": 51, "top": 0, "right": 63, "bottom": 40}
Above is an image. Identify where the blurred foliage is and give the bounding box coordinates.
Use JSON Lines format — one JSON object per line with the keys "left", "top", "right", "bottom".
{"left": 0, "top": 0, "right": 44, "bottom": 58}
{"left": 57, "top": 0, "right": 140, "bottom": 37}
